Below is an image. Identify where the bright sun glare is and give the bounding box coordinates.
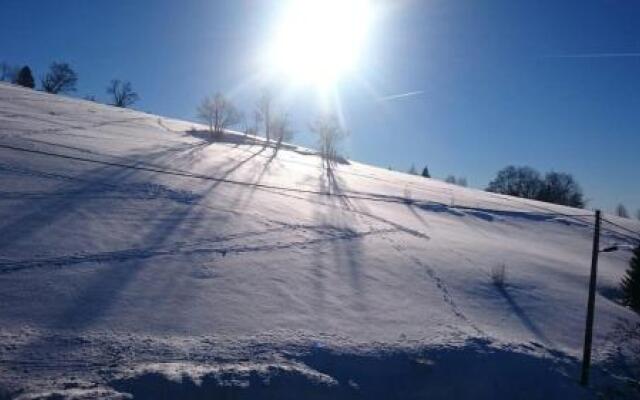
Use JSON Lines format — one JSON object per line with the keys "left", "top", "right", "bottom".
{"left": 268, "top": 0, "right": 373, "bottom": 90}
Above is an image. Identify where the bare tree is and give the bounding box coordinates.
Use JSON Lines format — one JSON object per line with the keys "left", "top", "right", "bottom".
{"left": 616, "top": 203, "right": 630, "bottom": 219}
{"left": 487, "top": 166, "right": 584, "bottom": 208}
{"left": 256, "top": 89, "right": 273, "bottom": 143}
{"left": 457, "top": 177, "right": 468, "bottom": 187}
{"left": 196, "top": 93, "right": 240, "bottom": 138}
{"left": 106, "top": 79, "right": 138, "bottom": 108}
{"left": 538, "top": 171, "right": 584, "bottom": 208}
{"left": 41, "top": 62, "right": 78, "bottom": 94}
{"left": 445, "top": 175, "right": 457, "bottom": 184}
{"left": 249, "top": 110, "right": 262, "bottom": 137}
{"left": 637, "top": 209, "right": 640, "bottom": 221}
{"left": 239, "top": 112, "right": 250, "bottom": 137}
{"left": 486, "top": 166, "right": 542, "bottom": 198}
{"left": 408, "top": 164, "right": 417, "bottom": 175}
{"left": 310, "top": 114, "right": 347, "bottom": 168}
{"left": 0, "top": 62, "right": 18, "bottom": 82}
{"left": 272, "top": 112, "right": 294, "bottom": 150}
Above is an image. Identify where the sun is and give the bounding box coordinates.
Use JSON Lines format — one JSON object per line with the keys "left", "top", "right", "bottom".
{"left": 267, "top": 0, "right": 373, "bottom": 90}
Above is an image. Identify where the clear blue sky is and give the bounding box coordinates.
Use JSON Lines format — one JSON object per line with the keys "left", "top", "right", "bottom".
{"left": 1, "top": 0, "right": 639, "bottom": 212}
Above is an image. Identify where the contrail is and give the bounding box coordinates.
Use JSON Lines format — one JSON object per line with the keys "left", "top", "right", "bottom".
{"left": 378, "top": 90, "right": 424, "bottom": 102}
{"left": 544, "top": 52, "right": 640, "bottom": 59}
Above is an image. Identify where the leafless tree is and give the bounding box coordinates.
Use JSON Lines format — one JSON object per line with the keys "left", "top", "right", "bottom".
{"left": 310, "top": 114, "right": 347, "bottom": 168}
{"left": 256, "top": 89, "right": 273, "bottom": 143}
{"left": 41, "top": 62, "right": 77, "bottom": 94}
{"left": 196, "top": 93, "right": 240, "bottom": 138}
{"left": 106, "top": 79, "right": 139, "bottom": 108}
{"left": 616, "top": 203, "right": 630, "bottom": 219}
{"left": 457, "top": 177, "right": 468, "bottom": 187}
{"left": 250, "top": 110, "right": 262, "bottom": 137}
{"left": 272, "top": 112, "right": 294, "bottom": 150}
{"left": 636, "top": 209, "right": 640, "bottom": 221}
{"left": 408, "top": 164, "right": 417, "bottom": 175}
{"left": 0, "top": 62, "right": 18, "bottom": 82}
{"left": 239, "top": 112, "right": 250, "bottom": 136}
{"left": 445, "top": 175, "right": 457, "bottom": 184}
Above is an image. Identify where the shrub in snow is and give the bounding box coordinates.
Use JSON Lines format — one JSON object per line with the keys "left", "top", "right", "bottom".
{"left": 491, "top": 264, "right": 507, "bottom": 288}
{"left": 621, "top": 245, "right": 640, "bottom": 314}
{"left": 196, "top": 93, "right": 240, "bottom": 138}
{"left": 107, "top": 79, "right": 138, "bottom": 108}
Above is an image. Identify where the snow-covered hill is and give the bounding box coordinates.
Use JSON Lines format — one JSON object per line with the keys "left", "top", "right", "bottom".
{"left": 0, "top": 82, "right": 638, "bottom": 399}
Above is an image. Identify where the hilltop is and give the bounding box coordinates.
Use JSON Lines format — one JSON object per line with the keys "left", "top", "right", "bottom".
{"left": 0, "top": 82, "right": 638, "bottom": 399}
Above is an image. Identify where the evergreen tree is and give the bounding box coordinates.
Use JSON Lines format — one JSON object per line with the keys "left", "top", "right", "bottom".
{"left": 14, "top": 66, "right": 35, "bottom": 88}
{"left": 621, "top": 245, "right": 640, "bottom": 314}
{"left": 422, "top": 165, "right": 430, "bottom": 178}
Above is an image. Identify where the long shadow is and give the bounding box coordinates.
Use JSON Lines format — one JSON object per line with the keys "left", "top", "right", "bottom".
{"left": 496, "top": 285, "right": 551, "bottom": 345}
{"left": 231, "top": 146, "right": 281, "bottom": 209}
{"left": 203, "top": 145, "right": 268, "bottom": 192}
{"left": 403, "top": 187, "right": 431, "bottom": 230}
{"left": 5, "top": 141, "right": 239, "bottom": 366}
{"left": 0, "top": 144, "right": 196, "bottom": 253}
{"left": 314, "top": 159, "right": 368, "bottom": 316}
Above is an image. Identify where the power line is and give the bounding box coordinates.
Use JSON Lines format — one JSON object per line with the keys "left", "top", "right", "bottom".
{"left": 601, "top": 217, "right": 640, "bottom": 241}
{"left": 1, "top": 142, "right": 638, "bottom": 242}
{"left": 0, "top": 143, "right": 417, "bottom": 205}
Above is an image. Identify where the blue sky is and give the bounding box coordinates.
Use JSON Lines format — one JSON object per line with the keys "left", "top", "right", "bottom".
{"left": 1, "top": 0, "right": 639, "bottom": 212}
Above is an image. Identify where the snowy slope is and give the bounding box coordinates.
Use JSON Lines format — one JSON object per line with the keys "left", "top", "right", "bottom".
{"left": 0, "top": 82, "right": 638, "bottom": 399}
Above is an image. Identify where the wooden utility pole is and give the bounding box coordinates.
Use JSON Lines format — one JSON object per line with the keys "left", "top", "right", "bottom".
{"left": 580, "top": 209, "right": 601, "bottom": 386}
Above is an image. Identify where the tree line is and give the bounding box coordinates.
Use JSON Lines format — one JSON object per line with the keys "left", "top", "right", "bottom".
{"left": 486, "top": 165, "right": 585, "bottom": 208}
{"left": 405, "top": 163, "right": 591, "bottom": 209}
{"left": 1, "top": 61, "right": 138, "bottom": 108}
{"left": 2, "top": 61, "right": 349, "bottom": 165}
{"left": 195, "top": 89, "right": 347, "bottom": 166}
{"left": 3, "top": 62, "right": 638, "bottom": 214}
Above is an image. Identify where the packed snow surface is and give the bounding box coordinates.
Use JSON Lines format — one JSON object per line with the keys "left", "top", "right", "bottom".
{"left": 0, "top": 82, "right": 638, "bottom": 399}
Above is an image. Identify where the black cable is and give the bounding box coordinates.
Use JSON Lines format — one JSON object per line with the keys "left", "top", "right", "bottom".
{"left": 601, "top": 217, "right": 640, "bottom": 241}
{"left": 2, "top": 142, "right": 638, "bottom": 242}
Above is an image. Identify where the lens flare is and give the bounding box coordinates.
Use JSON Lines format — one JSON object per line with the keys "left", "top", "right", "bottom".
{"left": 267, "top": 0, "right": 373, "bottom": 91}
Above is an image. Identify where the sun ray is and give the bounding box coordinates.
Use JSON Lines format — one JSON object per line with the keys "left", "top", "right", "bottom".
{"left": 264, "top": 0, "right": 373, "bottom": 93}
